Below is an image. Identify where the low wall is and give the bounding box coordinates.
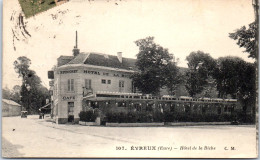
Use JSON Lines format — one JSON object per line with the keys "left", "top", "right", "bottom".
{"left": 165, "top": 122, "right": 231, "bottom": 126}
{"left": 106, "top": 122, "right": 164, "bottom": 127}
{"left": 79, "top": 121, "right": 98, "bottom": 126}
{"left": 79, "top": 121, "right": 232, "bottom": 127}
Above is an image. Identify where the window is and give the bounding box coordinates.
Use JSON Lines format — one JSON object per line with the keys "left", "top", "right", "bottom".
{"left": 119, "top": 80, "right": 124, "bottom": 87}
{"left": 68, "top": 79, "right": 74, "bottom": 91}
{"left": 85, "top": 79, "right": 92, "bottom": 89}
{"left": 68, "top": 102, "right": 74, "bottom": 115}
{"left": 119, "top": 80, "right": 124, "bottom": 92}
{"left": 101, "top": 79, "right": 106, "bottom": 84}
{"left": 108, "top": 80, "right": 111, "bottom": 84}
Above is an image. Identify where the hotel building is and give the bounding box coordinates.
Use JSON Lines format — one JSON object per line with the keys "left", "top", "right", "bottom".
{"left": 49, "top": 32, "right": 238, "bottom": 124}
{"left": 49, "top": 32, "right": 141, "bottom": 123}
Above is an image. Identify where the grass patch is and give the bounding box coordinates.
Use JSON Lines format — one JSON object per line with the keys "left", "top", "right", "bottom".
{"left": 18, "top": 0, "right": 57, "bottom": 18}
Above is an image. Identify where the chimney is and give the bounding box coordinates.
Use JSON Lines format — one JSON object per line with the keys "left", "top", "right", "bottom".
{"left": 73, "top": 31, "right": 80, "bottom": 57}
{"left": 117, "top": 52, "right": 122, "bottom": 63}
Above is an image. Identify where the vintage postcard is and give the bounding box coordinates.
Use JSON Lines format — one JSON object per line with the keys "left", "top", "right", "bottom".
{"left": 2, "top": 0, "right": 258, "bottom": 158}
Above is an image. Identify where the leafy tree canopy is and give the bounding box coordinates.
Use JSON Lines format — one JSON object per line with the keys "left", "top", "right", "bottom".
{"left": 13, "top": 56, "right": 50, "bottom": 113}
{"left": 213, "top": 56, "right": 255, "bottom": 100}
{"left": 13, "top": 56, "right": 31, "bottom": 80}
{"left": 229, "top": 22, "right": 257, "bottom": 59}
{"left": 185, "top": 51, "right": 216, "bottom": 97}
{"left": 132, "top": 37, "right": 180, "bottom": 95}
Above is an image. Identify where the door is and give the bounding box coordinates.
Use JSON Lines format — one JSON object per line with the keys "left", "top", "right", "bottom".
{"left": 68, "top": 102, "right": 74, "bottom": 122}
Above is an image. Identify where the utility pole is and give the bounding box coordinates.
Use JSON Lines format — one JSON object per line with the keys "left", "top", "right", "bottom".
{"left": 252, "top": 0, "right": 259, "bottom": 124}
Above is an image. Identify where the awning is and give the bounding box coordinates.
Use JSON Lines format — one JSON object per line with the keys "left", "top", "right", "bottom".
{"left": 39, "top": 103, "right": 51, "bottom": 110}
{"left": 83, "top": 94, "right": 95, "bottom": 99}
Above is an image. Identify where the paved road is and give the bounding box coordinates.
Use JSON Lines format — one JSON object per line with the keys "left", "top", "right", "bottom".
{"left": 2, "top": 115, "right": 257, "bottom": 158}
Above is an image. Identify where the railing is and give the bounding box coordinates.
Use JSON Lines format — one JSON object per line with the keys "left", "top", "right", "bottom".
{"left": 90, "top": 91, "right": 237, "bottom": 103}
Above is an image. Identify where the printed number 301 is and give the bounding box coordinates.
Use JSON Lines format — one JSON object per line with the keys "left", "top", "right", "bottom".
{"left": 116, "top": 146, "right": 126, "bottom": 150}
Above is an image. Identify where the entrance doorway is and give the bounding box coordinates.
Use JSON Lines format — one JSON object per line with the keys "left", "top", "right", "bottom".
{"left": 68, "top": 102, "right": 74, "bottom": 122}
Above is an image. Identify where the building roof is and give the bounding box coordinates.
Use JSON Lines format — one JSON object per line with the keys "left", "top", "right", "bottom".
{"left": 58, "top": 55, "right": 74, "bottom": 59}
{"left": 67, "top": 53, "right": 89, "bottom": 64}
{"left": 58, "top": 52, "right": 188, "bottom": 73}
{"left": 2, "top": 99, "right": 21, "bottom": 106}
{"left": 66, "top": 52, "right": 138, "bottom": 71}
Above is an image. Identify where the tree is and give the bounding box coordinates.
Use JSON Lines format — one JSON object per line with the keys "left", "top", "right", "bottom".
{"left": 14, "top": 56, "right": 50, "bottom": 113}
{"left": 212, "top": 57, "right": 242, "bottom": 98}
{"left": 2, "top": 87, "right": 12, "bottom": 99}
{"left": 13, "top": 56, "right": 31, "bottom": 82}
{"left": 229, "top": 22, "right": 257, "bottom": 59}
{"left": 2, "top": 86, "right": 22, "bottom": 104}
{"left": 185, "top": 71, "right": 206, "bottom": 97}
{"left": 237, "top": 62, "right": 256, "bottom": 114}
{"left": 213, "top": 56, "right": 255, "bottom": 99}
{"left": 10, "top": 85, "right": 22, "bottom": 103}
{"left": 163, "top": 63, "right": 183, "bottom": 95}
{"left": 213, "top": 56, "right": 256, "bottom": 121}
{"left": 185, "top": 51, "right": 216, "bottom": 97}
{"left": 132, "top": 37, "right": 180, "bottom": 95}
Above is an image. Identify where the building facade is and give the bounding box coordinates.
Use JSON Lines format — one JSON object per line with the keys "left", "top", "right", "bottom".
{"left": 50, "top": 33, "right": 138, "bottom": 123}
{"left": 2, "top": 99, "right": 22, "bottom": 117}
{"left": 49, "top": 33, "right": 238, "bottom": 124}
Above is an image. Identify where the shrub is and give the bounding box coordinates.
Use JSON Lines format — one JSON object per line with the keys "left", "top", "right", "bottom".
{"left": 236, "top": 111, "right": 255, "bottom": 124}
{"left": 163, "top": 112, "right": 238, "bottom": 122}
{"left": 79, "top": 110, "right": 98, "bottom": 122}
{"left": 153, "top": 111, "right": 164, "bottom": 122}
{"left": 106, "top": 112, "right": 157, "bottom": 123}
{"left": 105, "top": 111, "right": 242, "bottom": 123}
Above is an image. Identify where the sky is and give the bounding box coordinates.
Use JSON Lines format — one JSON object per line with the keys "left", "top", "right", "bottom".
{"left": 3, "top": 0, "right": 255, "bottom": 89}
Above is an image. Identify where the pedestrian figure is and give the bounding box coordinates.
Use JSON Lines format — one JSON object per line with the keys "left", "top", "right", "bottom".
{"left": 39, "top": 109, "right": 42, "bottom": 119}
{"left": 42, "top": 112, "right": 45, "bottom": 119}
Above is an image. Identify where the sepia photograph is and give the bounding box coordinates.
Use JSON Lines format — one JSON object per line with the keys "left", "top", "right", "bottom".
{"left": 2, "top": 0, "right": 259, "bottom": 158}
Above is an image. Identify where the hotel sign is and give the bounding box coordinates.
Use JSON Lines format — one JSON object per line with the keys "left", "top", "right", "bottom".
{"left": 60, "top": 70, "right": 78, "bottom": 74}
{"left": 84, "top": 70, "right": 130, "bottom": 78}
{"left": 59, "top": 69, "right": 130, "bottom": 77}
{"left": 84, "top": 70, "right": 100, "bottom": 75}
